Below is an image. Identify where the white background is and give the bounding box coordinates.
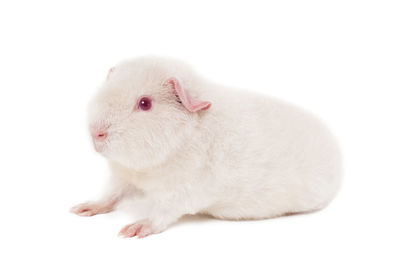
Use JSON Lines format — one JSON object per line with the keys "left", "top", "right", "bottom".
{"left": 0, "top": 0, "right": 399, "bottom": 266}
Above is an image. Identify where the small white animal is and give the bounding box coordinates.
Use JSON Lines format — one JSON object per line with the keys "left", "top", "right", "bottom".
{"left": 71, "top": 56, "right": 342, "bottom": 238}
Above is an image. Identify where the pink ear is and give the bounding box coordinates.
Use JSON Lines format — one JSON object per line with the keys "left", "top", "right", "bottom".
{"left": 164, "top": 77, "right": 211, "bottom": 112}
{"left": 107, "top": 67, "right": 115, "bottom": 80}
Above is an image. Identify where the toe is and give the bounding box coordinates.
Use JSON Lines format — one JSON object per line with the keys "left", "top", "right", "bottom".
{"left": 119, "top": 224, "right": 142, "bottom": 238}
{"left": 70, "top": 204, "right": 83, "bottom": 214}
{"left": 137, "top": 228, "right": 152, "bottom": 238}
{"left": 70, "top": 203, "right": 97, "bottom": 216}
{"left": 137, "top": 224, "right": 159, "bottom": 238}
{"left": 77, "top": 210, "right": 95, "bottom": 216}
{"left": 118, "top": 219, "right": 160, "bottom": 238}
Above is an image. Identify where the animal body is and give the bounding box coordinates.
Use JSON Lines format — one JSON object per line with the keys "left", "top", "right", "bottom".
{"left": 71, "top": 57, "right": 342, "bottom": 238}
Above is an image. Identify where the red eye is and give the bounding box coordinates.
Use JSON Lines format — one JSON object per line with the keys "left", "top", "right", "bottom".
{"left": 138, "top": 97, "right": 152, "bottom": 111}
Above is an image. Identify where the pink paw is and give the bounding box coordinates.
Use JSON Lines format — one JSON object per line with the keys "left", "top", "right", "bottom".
{"left": 70, "top": 202, "right": 111, "bottom": 217}
{"left": 118, "top": 220, "right": 159, "bottom": 238}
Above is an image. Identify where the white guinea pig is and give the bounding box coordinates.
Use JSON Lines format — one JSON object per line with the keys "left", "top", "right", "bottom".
{"left": 71, "top": 56, "right": 342, "bottom": 238}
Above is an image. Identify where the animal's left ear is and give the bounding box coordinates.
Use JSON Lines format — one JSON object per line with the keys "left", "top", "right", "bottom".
{"left": 163, "top": 77, "right": 211, "bottom": 112}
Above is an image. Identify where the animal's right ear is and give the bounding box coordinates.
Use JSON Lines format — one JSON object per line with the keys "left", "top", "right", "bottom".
{"left": 163, "top": 77, "right": 211, "bottom": 112}
{"left": 107, "top": 67, "right": 115, "bottom": 80}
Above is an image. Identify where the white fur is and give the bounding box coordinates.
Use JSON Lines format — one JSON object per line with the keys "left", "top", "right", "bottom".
{"left": 74, "top": 56, "right": 342, "bottom": 236}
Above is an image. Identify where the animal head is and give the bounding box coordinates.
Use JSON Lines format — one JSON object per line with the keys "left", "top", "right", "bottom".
{"left": 88, "top": 57, "right": 211, "bottom": 170}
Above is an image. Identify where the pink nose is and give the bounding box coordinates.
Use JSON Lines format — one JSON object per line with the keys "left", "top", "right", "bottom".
{"left": 92, "top": 131, "right": 108, "bottom": 142}
{"left": 90, "top": 123, "right": 110, "bottom": 143}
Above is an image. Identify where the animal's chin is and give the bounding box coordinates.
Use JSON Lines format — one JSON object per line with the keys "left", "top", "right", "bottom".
{"left": 93, "top": 144, "right": 166, "bottom": 171}
{"left": 93, "top": 141, "right": 107, "bottom": 153}
{"left": 106, "top": 152, "right": 154, "bottom": 171}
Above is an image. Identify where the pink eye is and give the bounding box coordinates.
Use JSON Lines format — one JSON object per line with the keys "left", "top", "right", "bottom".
{"left": 138, "top": 97, "right": 152, "bottom": 111}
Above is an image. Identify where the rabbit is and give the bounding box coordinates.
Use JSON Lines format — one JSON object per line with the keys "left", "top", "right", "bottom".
{"left": 70, "top": 56, "right": 342, "bottom": 238}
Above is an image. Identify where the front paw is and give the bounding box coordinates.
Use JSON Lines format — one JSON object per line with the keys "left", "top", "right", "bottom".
{"left": 118, "top": 220, "right": 161, "bottom": 238}
{"left": 70, "top": 202, "right": 110, "bottom": 217}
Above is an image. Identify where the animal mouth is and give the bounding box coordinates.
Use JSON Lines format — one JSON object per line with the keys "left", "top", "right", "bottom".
{"left": 93, "top": 139, "right": 107, "bottom": 153}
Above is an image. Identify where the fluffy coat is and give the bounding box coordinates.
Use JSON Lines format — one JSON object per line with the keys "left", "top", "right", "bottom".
{"left": 71, "top": 57, "right": 342, "bottom": 238}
